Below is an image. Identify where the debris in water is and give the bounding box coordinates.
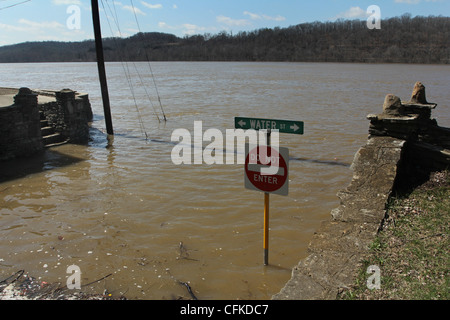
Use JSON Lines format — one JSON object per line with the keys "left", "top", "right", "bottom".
{"left": 0, "top": 270, "right": 125, "bottom": 300}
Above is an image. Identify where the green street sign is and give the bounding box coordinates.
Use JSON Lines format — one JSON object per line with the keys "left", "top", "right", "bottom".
{"left": 235, "top": 117, "right": 304, "bottom": 135}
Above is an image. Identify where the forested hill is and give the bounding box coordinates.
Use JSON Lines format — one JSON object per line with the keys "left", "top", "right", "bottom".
{"left": 0, "top": 15, "right": 449, "bottom": 64}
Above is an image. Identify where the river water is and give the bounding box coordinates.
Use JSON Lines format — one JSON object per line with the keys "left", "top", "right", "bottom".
{"left": 0, "top": 62, "right": 449, "bottom": 299}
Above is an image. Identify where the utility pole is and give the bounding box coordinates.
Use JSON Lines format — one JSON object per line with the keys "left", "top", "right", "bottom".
{"left": 91, "top": 0, "right": 114, "bottom": 135}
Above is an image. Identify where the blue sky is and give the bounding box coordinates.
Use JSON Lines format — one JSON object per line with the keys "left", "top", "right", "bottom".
{"left": 0, "top": 0, "right": 449, "bottom": 46}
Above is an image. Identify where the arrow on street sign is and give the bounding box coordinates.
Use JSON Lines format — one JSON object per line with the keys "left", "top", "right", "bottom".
{"left": 237, "top": 119, "right": 246, "bottom": 128}
{"left": 235, "top": 117, "right": 304, "bottom": 135}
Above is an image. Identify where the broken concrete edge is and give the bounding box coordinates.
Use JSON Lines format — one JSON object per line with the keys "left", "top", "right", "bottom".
{"left": 272, "top": 136, "right": 405, "bottom": 300}
{"left": 273, "top": 82, "right": 449, "bottom": 300}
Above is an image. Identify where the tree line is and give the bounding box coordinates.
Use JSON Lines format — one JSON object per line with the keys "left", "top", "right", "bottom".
{"left": 0, "top": 14, "right": 449, "bottom": 64}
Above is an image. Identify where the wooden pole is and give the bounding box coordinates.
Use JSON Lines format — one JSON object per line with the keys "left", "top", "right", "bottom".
{"left": 91, "top": 0, "right": 113, "bottom": 135}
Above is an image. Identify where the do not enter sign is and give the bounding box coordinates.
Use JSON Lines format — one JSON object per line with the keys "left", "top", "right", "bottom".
{"left": 244, "top": 145, "right": 289, "bottom": 196}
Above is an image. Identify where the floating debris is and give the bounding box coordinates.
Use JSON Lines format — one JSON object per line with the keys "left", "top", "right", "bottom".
{"left": 177, "top": 241, "right": 199, "bottom": 261}
{"left": 0, "top": 270, "right": 125, "bottom": 300}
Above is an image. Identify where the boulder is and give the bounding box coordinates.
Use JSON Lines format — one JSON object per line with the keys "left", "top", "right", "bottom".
{"left": 382, "top": 94, "right": 404, "bottom": 116}
{"left": 410, "top": 81, "right": 427, "bottom": 104}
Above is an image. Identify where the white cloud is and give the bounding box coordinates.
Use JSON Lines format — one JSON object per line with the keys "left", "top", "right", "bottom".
{"left": 243, "top": 11, "right": 286, "bottom": 22}
{"left": 52, "top": 0, "right": 81, "bottom": 5}
{"left": 332, "top": 6, "right": 367, "bottom": 20}
{"left": 0, "top": 22, "right": 29, "bottom": 33}
{"left": 141, "top": 2, "right": 162, "bottom": 9}
{"left": 158, "top": 22, "right": 175, "bottom": 29}
{"left": 0, "top": 18, "right": 80, "bottom": 44}
{"left": 122, "top": 5, "right": 146, "bottom": 16}
{"left": 263, "top": 14, "right": 285, "bottom": 22}
{"left": 127, "top": 28, "right": 140, "bottom": 34}
{"left": 18, "top": 19, "right": 65, "bottom": 30}
{"left": 158, "top": 22, "right": 208, "bottom": 36}
{"left": 216, "top": 15, "right": 250, "bottom": 27}
{"left": 243, "top": 11, "right": 261, "bottom": 20}
{"left": 182, "top": 23, "right": 207, "bottom": 35}
{"left": 394, "top": 0, "right": 441, "bottom": 3}
{"left": 173, "top": 4, "right": 178, "bottom": 9}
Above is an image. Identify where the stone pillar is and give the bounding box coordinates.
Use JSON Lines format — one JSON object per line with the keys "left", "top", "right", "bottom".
{"left": 14, "top": 87, "right": 38, "bottom": 107}
{"left": 55, "top": 88, "right": 76, "bottom": 116}
{"left": 55, "top": 88, "right": 76, "bottom": 103}
{"left": 382, "top": 94, "right": 404, "bottom": 116}
{"left": 52, "top": 88, "right": 91, "bottom": 143}
{"left": 0, "top": 87, "right": 44, "bottom": 159}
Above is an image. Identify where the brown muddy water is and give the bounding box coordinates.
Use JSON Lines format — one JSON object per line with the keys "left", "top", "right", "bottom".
{"left": 1, "top": 62, "right": 449, "bottom": 299}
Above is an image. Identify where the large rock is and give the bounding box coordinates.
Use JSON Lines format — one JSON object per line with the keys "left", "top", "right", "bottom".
{"left": 382, "top": 94, "right": 404, "bottom": 116}
{"left": 410, "top": 81, "right": 427, "bottom": 104}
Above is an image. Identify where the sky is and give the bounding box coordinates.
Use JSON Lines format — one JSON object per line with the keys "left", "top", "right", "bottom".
{"left": 0, "top": 0, "right": 449, "bottom": 46}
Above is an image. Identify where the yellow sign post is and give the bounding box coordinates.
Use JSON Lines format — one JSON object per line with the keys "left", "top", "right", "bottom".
{"left": 238, "top": 117, "right": 303, "bottom": 266}
{"left": 264, "top": 192, "right": 270, "bottom": 265}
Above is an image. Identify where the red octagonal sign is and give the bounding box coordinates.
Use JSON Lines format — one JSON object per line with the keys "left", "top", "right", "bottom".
{"left": 245, "top": 145, "right": 289, "bottom": 196}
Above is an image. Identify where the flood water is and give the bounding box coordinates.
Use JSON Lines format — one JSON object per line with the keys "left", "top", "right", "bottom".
{"left": 1, "top": 62, "right": 449, "bottom": 299}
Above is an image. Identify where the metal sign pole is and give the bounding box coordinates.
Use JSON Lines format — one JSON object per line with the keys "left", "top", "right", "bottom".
{"left": 264, "top": 192, "right": 269, "bottom": 266}
{"left": 263, "top": 129, "right": 271, "bottom": 266}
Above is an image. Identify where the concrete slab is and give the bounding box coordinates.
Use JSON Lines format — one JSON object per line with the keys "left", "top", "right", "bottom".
{"left": 0, "top": 92, "right": 56, "bottom": 108}
{"left": 37, "top": 95, "right": 57, "bottom": 104}
{"left": 0, "top": 94, "right": 15, "bottom": 108}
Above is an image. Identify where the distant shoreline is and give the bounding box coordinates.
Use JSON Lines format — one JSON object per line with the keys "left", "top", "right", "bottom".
{"left": 1, "top": 60, "right": 450, "bottom": 65}
{"left": 1, "top": 15, "right": 449, "bottom": 64}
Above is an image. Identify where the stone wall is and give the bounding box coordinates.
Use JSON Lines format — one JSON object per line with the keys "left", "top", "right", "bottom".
{"left": 273, "top": 82, "right": 449, "bottom": 300}
{"left": 368, "top": 82, "right": 450, "bottom": 187}
{"left": 38, "top": 89, "right": 93, "bottom": 144}
{"left": 0, "top": 88, "right": 43, "bottom": 161}
{"left": 0, "top": 87, "right": 93, "bottom": 161}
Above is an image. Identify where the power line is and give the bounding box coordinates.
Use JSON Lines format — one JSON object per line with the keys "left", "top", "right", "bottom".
{"left": 0, "top": 0, "right": 32, "bottom": 11}
{"left": 129, "top": 0, "right": 167, "bottom": 122}
{"left": 100, "top": 0, "right": 154, "bottom": 139}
